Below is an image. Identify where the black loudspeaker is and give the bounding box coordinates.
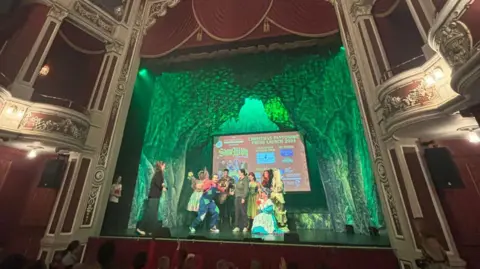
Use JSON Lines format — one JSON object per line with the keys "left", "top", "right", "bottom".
{"left": 153, "top": 227, "right": 171, "bottom": 238}
{"left": 424, "top": 147, "right": 464, "bottom": 189}
{"left": 284, "top": 232, "right": 300, "bottom": 243}
{"left": 38, "top": 158, "right": 68, "bottom": 189}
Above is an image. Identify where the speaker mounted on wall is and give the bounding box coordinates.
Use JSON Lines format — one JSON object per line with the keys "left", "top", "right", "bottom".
{"left": 424, "top": 147, "right": 464, "bottom": 189}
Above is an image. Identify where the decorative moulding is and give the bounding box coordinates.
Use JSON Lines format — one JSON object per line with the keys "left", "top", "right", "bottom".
{"left": 0, "top": 87, "right": 90, "bottom": 149}
{"left": 72, "top": 1, "right": 116, "bottom": 36}
{"left": 144, "top": 0, "right": 181, "bottom": 34}
{"left": 428, "top": 0, "right": 475, "bottom": 70}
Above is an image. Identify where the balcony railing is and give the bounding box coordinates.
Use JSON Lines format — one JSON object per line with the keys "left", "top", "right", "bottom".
{"left": 382, "top": 55, "right": 427, "bottom": 83}
{"left": 31, "top": 93, "right": 89, "bottom": 115}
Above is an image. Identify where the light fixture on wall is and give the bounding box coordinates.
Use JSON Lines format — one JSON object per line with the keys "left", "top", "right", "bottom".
{"left": 5, "top": 105, "right": 24, "bottom": 118}
{"left": 432, "top": 67, "right": 444, "bottom": 80}
{"left": 26, "top": 144, "right": 44, "bottom": 159}
{"left": 27, "top": 149, "right": 37, "bottom": 159}
{"left": 39, "top": 64, "right": 50, "bottom": 77}
{"left": 424, "top": 67, "right": 444, "bottom": 87}
{"left": 458, "top": 126, "right": 480, "bottom": 144}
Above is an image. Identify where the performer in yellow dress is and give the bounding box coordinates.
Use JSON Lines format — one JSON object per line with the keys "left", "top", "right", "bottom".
{"left": 270, "top": 169, "right": 288, "bottom": 229}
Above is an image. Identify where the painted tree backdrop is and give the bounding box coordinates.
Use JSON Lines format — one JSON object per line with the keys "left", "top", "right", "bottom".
{"left": 128, "top": 44, "right": 383, "bottom": 234}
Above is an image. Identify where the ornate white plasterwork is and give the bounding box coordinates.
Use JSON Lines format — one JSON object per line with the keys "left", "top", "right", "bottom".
{"left": 428, "top": 0, "right": 475, "bottom": 69}
{"left": 143, "top": 0, "right": 181, "bottom": 34}
{"left": 350, "top": 0, "right": 376, "bottom": 21}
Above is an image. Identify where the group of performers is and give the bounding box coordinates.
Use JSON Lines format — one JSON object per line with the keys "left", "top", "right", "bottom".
{"left": 134, "top": 161, "right": 288, "bottom": 236}
{"left": 187, "top": 168, "right": 288, "bottom": 235}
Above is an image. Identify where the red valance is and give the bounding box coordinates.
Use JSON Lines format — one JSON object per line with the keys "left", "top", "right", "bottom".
{"left": 141, "top": 0, "right": 338, "bottom": 58}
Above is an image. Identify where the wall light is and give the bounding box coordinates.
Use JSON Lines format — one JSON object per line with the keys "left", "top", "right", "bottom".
{"left": 424, "top": 75, "right": 435, "bottom": 87}
{"left": 27, "top": 149, "right": 37, "bottom": 159}
{"left": 468, "top": 131, "right": 480, "bottom": 143}
{"left": 39, "top": 64, "right": 50, "bottom": 77}
{"left": 458, "top": 126, "right": 480, "bottom": 144}
{"left": 432, "top": 67, "right": 444, "bottom": 80}
{"left": 424, "top": 67, "right": 444, "bottom": 87}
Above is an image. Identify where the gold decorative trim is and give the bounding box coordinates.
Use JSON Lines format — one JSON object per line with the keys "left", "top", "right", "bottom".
{"left": 144, "top": 0, "right": 181, "bottom": 34}
{"left": 73, "top": 1, "right": 116, "bottom": 35}
{"left": 48, "top": 4, "right": 68, "bottom": 21}
{"left": 349, "top": 0, "right": 375, "bottom": 21}
{"left": 105, "top": 41, "right": 124, "bottom": 54}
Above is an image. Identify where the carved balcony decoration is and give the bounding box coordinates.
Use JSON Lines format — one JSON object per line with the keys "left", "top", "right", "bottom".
{"left": 428, "top": 0, "right": 480, "bottom": 99}
{"left": 377, "top": 55, "right": 463, "bottom": 136}
{"left": 0, "top": 87, "right": 90, "bottom": 149}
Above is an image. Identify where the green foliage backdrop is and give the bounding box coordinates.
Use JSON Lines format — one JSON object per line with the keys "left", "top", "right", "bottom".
{"left": 129, "top": 44, "right": 383, "bottom": 234}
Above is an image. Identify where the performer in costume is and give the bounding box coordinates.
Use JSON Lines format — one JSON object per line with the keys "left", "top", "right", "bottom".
{"left": 271, "top": 169, "right": 288, "bottom": 230}
{"left": 233, "top": 169, "right": 249, "bottom": 233}
{"left": 261, "top": 170, "right": 272, "bottom": 189}
{"left": 247, "top": 172, "right": 260, "bottom": 230}
{"left": 102, "top": 176, "right": 123, "bottom": 234}
{"left": 218, "top": 169, "right": 234, "bottom": 226}
{"left": 109, "top": 176, "right": 122, "bottom": 203}
{"left": 252, "top": 188, "right": 284, "bottom": 235}
{"left": 187, "top": 170, "right": 206, "bottom": 212}
{"left": 136, "top": 161, "right": 166, "bottom": 236}
{"left": 189, "top": 174, "right": 225, "bottom": 233}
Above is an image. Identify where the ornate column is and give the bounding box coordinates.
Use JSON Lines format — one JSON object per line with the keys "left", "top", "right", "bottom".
{"left": 0, "top": 3, "right": 68, "bottom": 100}
{"left": 404, "top": 0, "right": 436, "bottom": 42}
{"left": 387, "top": 138, "right": 465, "bottom": 268}
{"left": 339, "top": 0, "right": 466, "bottom": 267}
{"left": 38, "top": 0, "right": 149, "bottom": 261}
{"left": 334, "top": 0, "right": 424, "bottom": 266}
{"left": 349, "top": 1, "right": 392, "bottom": 84}
{"left": 88, "top": 42, "right": 123, "bottom": 113}
{"left": 40, "top": 152, "right": 93, "bottom": 261}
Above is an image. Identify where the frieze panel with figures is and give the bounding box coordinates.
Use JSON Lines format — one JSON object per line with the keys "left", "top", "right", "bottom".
{"left": 19, "top": 112, "right": 90, "bottom": 143}
{"left": 381, "top": 81, "right": 439, "bottom": 120}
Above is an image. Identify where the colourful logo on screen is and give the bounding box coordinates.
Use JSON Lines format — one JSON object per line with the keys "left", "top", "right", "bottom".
{"left": 216, "top": 140, "right": 223, "bottom": 148}
{"left": 256, "top": 152, "right": 275, "bottom": 164}
{"left": 280, "top": 149, "right": 294, "bottom": 157}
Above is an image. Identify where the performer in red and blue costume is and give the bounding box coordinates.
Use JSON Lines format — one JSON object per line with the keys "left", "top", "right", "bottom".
{"left": 189, "top": 174, "right": 225, "bottom": 233}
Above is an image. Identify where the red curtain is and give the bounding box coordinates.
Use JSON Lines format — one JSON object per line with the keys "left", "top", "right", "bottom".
{"left": 141, "top": 0, "right": 198, "bottom": 57}
{"left": 141, "top": 0, "right": 339, "bottom": 58}
{"left": 268, "top": 0, "right": 337, "bottom": 37}
{"left": 193, "top": 0, "right": 272, "bottom": 41}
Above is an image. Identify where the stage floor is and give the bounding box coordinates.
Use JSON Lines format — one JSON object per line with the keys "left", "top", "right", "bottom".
{"left": 114, "top": 227, "right": 390, "bottom": 247}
